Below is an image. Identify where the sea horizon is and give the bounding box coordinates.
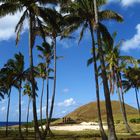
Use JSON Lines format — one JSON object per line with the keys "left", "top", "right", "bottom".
{"left": 0, "top": 122, "right": 26, "bottom": 127}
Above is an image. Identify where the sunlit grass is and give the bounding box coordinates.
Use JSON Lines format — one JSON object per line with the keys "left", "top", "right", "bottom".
{"left": 0, "top": 124, "right": 140, "bottom": 140}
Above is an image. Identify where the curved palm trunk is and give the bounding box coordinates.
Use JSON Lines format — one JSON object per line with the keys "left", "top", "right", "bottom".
{"left": 121, "top": 92, "right": 127, "bottom": 122}
{"left": 117, "top": 74, "right": 134, "bottom": 134}
{"left": 135, "top": 88, "right": 140, "bottom": 116}
{"left": 18, "top": 84, "right": 22, "bottom": 138}
{"left": 93, "top": 1, "right": 117, "bottom": 139}
{"left": 6, "top": 89, "right": 11, "bottom": 136}
{"left": 116, "top": 85, "right": 134, "bottom": 134}
{"left": 97, "top": 29, "right": 117, "bottom": 140}
{"left": 26, "top": 97, "right": 31, "bottom": 135}
{"left": 119, "top": 74, "right": 128, "bottom": 122}
{"left": 89, "top": 22, "right": 107, "bottom": 140}
{"left": 40, "top": 79, "right": 45, "bottom": 132}
{"left": 29, "top": 13, "right": 42, "bottom": 140}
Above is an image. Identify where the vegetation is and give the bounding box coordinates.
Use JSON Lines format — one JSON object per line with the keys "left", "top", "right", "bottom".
{"left": 0, "top": 0, "right": 140, "bottom": 140}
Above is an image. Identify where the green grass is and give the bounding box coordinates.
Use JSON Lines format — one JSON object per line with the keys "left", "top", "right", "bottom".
{"left": 0, "top": 127, "right": 140, "bottom": 140}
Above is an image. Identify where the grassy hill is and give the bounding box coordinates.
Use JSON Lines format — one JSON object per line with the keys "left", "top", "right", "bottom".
{"left": 53, "top": 101, "right": 139, "bottom": 124}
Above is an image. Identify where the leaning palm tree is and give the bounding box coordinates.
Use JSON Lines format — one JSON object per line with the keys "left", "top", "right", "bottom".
{"left": 123, "top": 67, "right": 140, "bottom": 116}
{"left": 101, "top": 33, "right": 137, "bottom": 134}
{"left": 0, "top": 1, "right": 58, "bottom": 139}
{"left": 93, "top": 0, "right": 123, "bottom": 139}
{"left": 60, "top": 0, "right": 123, "bottom": 139}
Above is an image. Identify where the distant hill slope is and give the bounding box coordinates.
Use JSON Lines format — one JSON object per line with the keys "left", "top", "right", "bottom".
{"left": 54, "top": 101, "right": 138, "bottom": 124}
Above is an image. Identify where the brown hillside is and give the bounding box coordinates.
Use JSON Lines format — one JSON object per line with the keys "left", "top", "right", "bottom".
{"left": 63, "top": 101, "right": 138, "bottom": 123}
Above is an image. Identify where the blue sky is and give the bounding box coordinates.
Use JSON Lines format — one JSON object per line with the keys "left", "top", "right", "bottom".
{"left": 0, "top": 0, "right": 140, "bottom": 122}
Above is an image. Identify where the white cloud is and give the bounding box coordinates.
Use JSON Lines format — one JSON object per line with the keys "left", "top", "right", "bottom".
{"left": 108, "top": 0, "right": 140, "bottom": 6}
{"left": 62, "top": 88, "right": 69, "bottom": 93}
{"left": 61, "top": 110, "right": 67, "bottom": 114}
{"left": 59, "top": 40, "right": 71, "bottom": 49}
{"left": 1, "top": 106, "right": 6, "bottom": 112}
{"left": 0, "top": 11, "right": 28, "bottom": 41}
{"left": 122, "top": 24, "right": 140, "bottom": 51}
{"left": 57, "top": 98, "right": 76, "bottom": 107}
{"left": 121, "top": 0, "right": 140, "bottom": 6}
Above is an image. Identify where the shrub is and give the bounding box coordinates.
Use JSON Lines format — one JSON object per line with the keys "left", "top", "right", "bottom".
{"left": 130, "top": 118, "right": 140, "bottom": 123}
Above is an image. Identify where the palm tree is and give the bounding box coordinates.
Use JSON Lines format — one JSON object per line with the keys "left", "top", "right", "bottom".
{"left": 88, "top": 21, "right": 107, "bottom": 140}
{"left": 100, "top": 33, "right": 137, "bottom": 134}
{"left": 0, "top": 1, "right": 58, "bottom": 139}
{"left": 4, "top": 52, "right": 25, "bottom": 138}
{"left": 0, "top": 76, "right": 7, "bottom": 101}
{"left": 0, "top": 67, "right": 15, "bottom": 136}
{"left": 60, "top": 0, "right": 123, "bottom": 139}
{"left": 36, "top": 9, "right": 64, "bottom": 136}
{"left": 36, "top": 63, "right": 46, "bottom": 131}
{"left": 23, "top": 82, "right": 32, "bottom": 135}
{"left": 123, "top": 67, "right": 140, "bottom": 116}
{"left": 37, "top": 42, "right": 54, "bottom": 133}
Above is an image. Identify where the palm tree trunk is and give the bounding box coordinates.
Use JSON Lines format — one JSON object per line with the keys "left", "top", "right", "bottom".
{"left": 46, "top": 64, "right": 49, "bottom": 130}
{"left": 116, "top": 84, "right": 134, "bottom": 134}
{"left": 46, "top": 36, "right": 57, "bottom": 135}
{"left": 6, "top": 89, "right": 11, "bottom": 136}
{"left": 43, "top": 63, "right": 50, "bottom": 138}
{"left": 135, "top": 88, "right": 140, "bottom": 116}
{"left": 29, "top": 12, "right": 42, "bottom": 140}
{"left": 89, "top": 22, "right": 107, "bottom": 140}
{"left": 93, "top": 1, "right": 117, "bottom": 139}
{"left": 40, "top": 79, "right": 45, "bottom": 132}
{"left": 97, "top": 30, "right": 117, "bottom": 140}
{"left": 121, "top": 92, "right": 127, "bottom": 122}
{"left": 119, "top": 73, "right": 128, "bottom": 122}
{"left": 26, "top": 97, "right": 31, "bottom": 135}
{"left": 18, "top": 83, "right": 22, "bottom": 138}
{"left": 117, "top": 74, "right": 134, "bottom": 134}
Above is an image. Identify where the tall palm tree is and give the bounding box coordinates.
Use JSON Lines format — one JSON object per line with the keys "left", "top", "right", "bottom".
{"left": 101, "top": 33, "right": 137, "bottom": 134}
{"left": 60, "top": 0, "right": 123, "bottom": 139}
{"left": 23, "top": 82, "right": 32, "bottom": 135}
{"left": 36, "top": 9, "right": 64, "bottom": 137}
{"left": 93, "top": 0, "right": 123, "bottom": 139}
{"left": 0, "top": 1, "right": 58, "bottom": 139}
{"left": 36, "top": 63, "right": 46, "bottom": 131}
{"left": 4, "top": 52, "right": 25, "bottom": 138}
{"left": 0, "top": 67, "right": 15, "bottom": 136}
{"left": 123, "top": 67, "right": 140, "bottom": 116}
{"left": 37, "top": 42, "right": 54, "bottom": 133}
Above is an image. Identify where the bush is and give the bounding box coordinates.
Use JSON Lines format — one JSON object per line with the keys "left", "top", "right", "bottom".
{"left": 130, "top": 118, "right": 140, "bottom": 123}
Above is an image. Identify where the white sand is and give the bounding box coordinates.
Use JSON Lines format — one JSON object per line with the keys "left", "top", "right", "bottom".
{"left": 42, "top": 122, "right": 108, "bottom": 131}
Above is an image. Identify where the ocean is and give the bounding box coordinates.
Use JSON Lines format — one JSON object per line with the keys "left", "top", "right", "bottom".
{"left": 0, "top": 122, "right": 25, "bottom": 127}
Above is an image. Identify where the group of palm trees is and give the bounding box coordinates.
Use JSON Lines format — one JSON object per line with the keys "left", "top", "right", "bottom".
{"left": 0, "top": 0, "right": 140, "bottom": 140}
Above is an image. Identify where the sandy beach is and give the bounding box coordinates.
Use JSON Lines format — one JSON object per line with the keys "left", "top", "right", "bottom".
{"left": 41, "top": 122, "right": 108, "bottom": 131}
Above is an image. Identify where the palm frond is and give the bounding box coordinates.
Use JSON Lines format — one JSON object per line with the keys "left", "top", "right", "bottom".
{"left": 99, "top": 10, "right": 123, "bottom": 22}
